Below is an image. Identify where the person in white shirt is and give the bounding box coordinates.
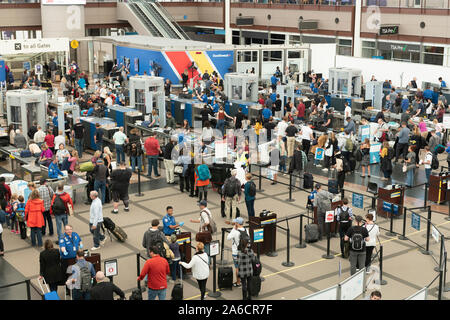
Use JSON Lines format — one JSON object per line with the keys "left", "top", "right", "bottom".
{"left": 421, "top": 145, "right": 433, "bottom": 184}
{"left": 112, "top": 127, "right": 129, "bottom": 163}
{"left": 99, "top": 84, "right": 108, "bottom": 102}
{"left": 33, "top": 126, "right": 46, "bottom": 146}
{"left": 276, "top": 116, "right": 289, "bottom": 139}
{"left": 374, "top": 118, "right": 388, "bottom": 141}
{"left": 54, "top": 130, "right": 65, "bottom": 148}
{"left": 344, "top": 102, "right": 352, "bottom": 126}
{"left": 364, "top": 213, "right": 379, "bottom": 273}
{"left": 28, "top": 140, "right": 41, "bottom": 156}
{"left": 89, "top": 191, "right": 106, "bottom": 251}
{"left": 226, "top": 217, "right": 247, "bottom": 288}
{"left": 299, "top": 122, "right": 314, "bottom": 155}
{"left": 179, "top": 242, "right": 209, "bottom": 300}
{"left": 104, "top": 94, "right": 113, "bottom": 106}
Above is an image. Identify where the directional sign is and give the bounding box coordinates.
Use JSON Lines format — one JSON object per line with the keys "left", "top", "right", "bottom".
{"left": 325, "top": 210, "right": 334, "bottom": 223}
{"left": 411, "top": 213, "right": 420, "bottom": 231}
{"left": 104, "top": 259, "right": 118, "bottom": 277}
{"left": 209, "top": 240, "right": 220, "bottom": 257}
{"left": 70, "top": 40, "right": 79, "bottom": 49}
{"left": 253, "top": 228, "right": 264, "bottom": 243}
{"left": 352, "top": 193, "right": 364, "bottom": 209}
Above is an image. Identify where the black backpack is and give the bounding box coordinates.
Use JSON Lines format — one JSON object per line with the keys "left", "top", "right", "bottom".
{"left": 224, "top": 178, "right": 238, "bottom": 197}
{"left": 78, "top": 262, "right": 93, "bottom": 292}
{"left": 339, "top": 206, "right": 350, "bottom": 223}
{"left": 52, "top": 194, "right": 67, "bottom": 215}
{"left": 431, "top": 153, "right": 439, "bottom": 170}
{"left": 354, "top": 149, "right": 362, "bottom": 162}
{"left": 350, "top": 228, "right": 364, "bottom": 251}
{"left": 247, "top": 181, "right": 256, "bottom": 197}
{"left": 238, "top": 229, "right": 250, "bottom": 252}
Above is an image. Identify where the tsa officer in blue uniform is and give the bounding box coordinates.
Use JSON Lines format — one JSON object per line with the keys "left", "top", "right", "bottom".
{"left": 59, "top": 225, "right": 84, "bottom": 283}
{"left": 163, "top": 206, "right": 183, "bottom": 236}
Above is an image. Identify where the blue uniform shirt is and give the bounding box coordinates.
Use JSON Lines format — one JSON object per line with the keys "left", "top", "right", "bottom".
{"left": 59, "top": 232, "right": 83, "bottom": 259}
{"left": 52, "top": 116, "right": 58, "bottom": 128}
{"left": 87, "top": 107, "right": 94, "bottom": 116}
{"left": 441, "top": 80, "right": 447, "bottom": 88}
{"left": 423, "top": 89, "right": 433, "bottom": 100}
{"left": 212, "top": 103, "right": 219, "bottom": 113}
{"left": 270, "top": 76, "right": 278, "bottom": 85}
{"left": 312, "top": 87, "right": 318, "bottom": 93}
{"left": 270, "top": 93, "right": 276, "bottom": 102}
{"left": 163, "top": 214, "right": 176, "bottom": 236}
{"left": 201, "top": 94, "right": 208, "bottom": 104}
{"left": 262, "top": 108, "right": 272, "bottom": 120}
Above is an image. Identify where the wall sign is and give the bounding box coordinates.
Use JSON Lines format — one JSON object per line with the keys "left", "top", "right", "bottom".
{"left": 377, "top": 42, "right": 420, "bottom": 53}
{"left": 1, "top": 38, "right": 69, "bottom": 55}
{"left": 379, "top": 25, "right": 399, "bottom": 36}
{"left": 253, "top": 228, "right": 264, "bottom": 243}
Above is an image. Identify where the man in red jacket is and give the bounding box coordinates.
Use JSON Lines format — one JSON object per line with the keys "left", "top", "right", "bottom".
{"left": 50, "top": 183, "right": 74, "bottom": 241}
{"left": 137, "top": 246, "right": 170, "bottom": 300}
{"left": 144, "top": 132, "right": 161, "bottom": 178}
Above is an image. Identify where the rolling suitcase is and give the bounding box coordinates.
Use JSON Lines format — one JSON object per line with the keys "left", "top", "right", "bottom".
{"left": 303, "top": 173, "right": 313, "bottom": 189}
{"left": 328, "top": 169, "right": 339, "bottom": 194}
{"left": 103, "top": 217, "right": 127, "bottom": 242}
{"left": 38, "top": 277, "right": 60, "bottom": 300}
{"left": 171, "top": 264, "right": 183, "bottom": 300}
{"left": 250, "top": 275, "right": 261, "bottom": 297}
{"left": 305, "top": 224, "right": 319, "bottom": 243}
{"left": 218, "top": 266, "right": 233, "bottom": 290}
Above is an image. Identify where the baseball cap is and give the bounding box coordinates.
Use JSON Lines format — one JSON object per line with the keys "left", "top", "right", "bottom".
{"left": 232, "top": 217, "right": 244, "bottom": 225}
{"left": 199, "top": 200, "right": 207, "bottom": 207}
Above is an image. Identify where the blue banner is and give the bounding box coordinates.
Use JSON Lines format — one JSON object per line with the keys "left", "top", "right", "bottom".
{"left": 253, "top": 228, "right": 264, "bottom": 243}
{"left": 352, "top": 193, "right": 364, "bottom": 209}
{"left": 411, "top": 213, "right": 420, "bottom": 231}
{"left": 383, "top": 201, "right": 399, "bottom": 214}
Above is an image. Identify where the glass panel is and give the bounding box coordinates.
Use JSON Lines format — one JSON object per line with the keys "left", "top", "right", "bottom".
{"left": 288, "top": 51, "right": 301, "bottom": 59}
{"left": 231, "top": 85, "right": 242, "bottom": 100}
{"left": 26, "top": 103, "right": 37, "bottom": 132}
{"left": 362, "top": 48, "right": 376, "bottom": 58}
{"left": 10, "top": 105, "right": 21, "bottom": 130}
{"left": 424, "top": 46, "right": 444, "bottom": 54}
{"left": 135, "top": 89, "right": 145, "bottom": 113}
{"left": 252, "top": 51, "right": 257, "bottom": 62}
{"left": 424, "top": 53, "right": 443, "bottom": 66}
{"left": 362, "top": 41, "right": 376, "bottom": 48}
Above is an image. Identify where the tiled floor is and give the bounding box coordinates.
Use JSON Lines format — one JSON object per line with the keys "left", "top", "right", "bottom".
{"left": 0, "top": 153, "right": 449, "bottom": 300}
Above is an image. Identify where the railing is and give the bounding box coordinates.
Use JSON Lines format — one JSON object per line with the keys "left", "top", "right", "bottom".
{"left": 157, "top": 0, "right": 450, "bottom": 9}
{"left": 0, "top": 279, "right": 31, "bottom": 300}
{"left": 151, "top": 0, "right": 190, "bottom": 39}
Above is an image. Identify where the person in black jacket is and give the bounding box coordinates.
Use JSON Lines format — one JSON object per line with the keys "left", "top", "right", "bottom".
{"left": 90, "top": 271, "right": 125, "bottom": 300}
{"left": 126, "top": 128, "right": 143, "bottom": 173}
{"left": 39, "top": 239, "right": 63, "bottom": 293}
{"left": 163, "top": 139, "right": 175, "bottom": 184}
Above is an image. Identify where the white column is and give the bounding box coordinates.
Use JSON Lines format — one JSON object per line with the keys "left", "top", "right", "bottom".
{"left": 224, "top": 0, "right": 232, "bottom": 45}
{"left": 353, "top": 0, "right": 362, "bottom": 57}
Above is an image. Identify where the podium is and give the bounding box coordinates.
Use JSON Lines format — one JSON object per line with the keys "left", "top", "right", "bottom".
{"left": 249, "top": 214, "right": 277, "bottom": 256}
{"left": 65, "top": 253, "right": 101, "bottom": 273}
{"left": 377, "top": 186, "right": 405, "bottom": 218}
{"left": 428, "top": 172, "right": 450, "bottom": 204}
{"left": 313, "top": 200, "right": 342, "bottom": 235}
{"left": 176, "top": 232, "right": 192, "bottom": 276}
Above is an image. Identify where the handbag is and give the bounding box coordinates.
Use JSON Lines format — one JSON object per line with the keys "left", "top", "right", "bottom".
{"left": 174, "top": 166, "right": 183, "bottom": 174}
{"left": 26, "top": 224, "right": 31, "bottom": 238}
{"left": 402, "top": 164, "right": 407, "bottom": 173}
{"left": 67, "top": 203, "right": 74, "bottom": 216}
{"left": 195, "top": 231, "right": 212, "bottom": 244}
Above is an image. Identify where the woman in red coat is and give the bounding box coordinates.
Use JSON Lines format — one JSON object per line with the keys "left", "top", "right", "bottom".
{"left": 25, "top": 190, "right": 45, "bottom": 247}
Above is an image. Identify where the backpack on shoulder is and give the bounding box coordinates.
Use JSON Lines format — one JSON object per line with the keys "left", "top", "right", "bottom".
{"left": 78, "top": 263, "right": 93, "bottom": 293}
{"left": 247, "top": 181, "right": 256, "bottom": 197}
{"left": 238, "top": 229, "right": 250, "bottom": 251}
{"left": 350, "top": 230, "right": 364, "bottom": 251}
{"left": 196, "top": 164, "right": 211, "bottom": 181}
{"left": 52, "top": 195, "right": 67, "bottom": 215}
{"left": 431, "top": 153, "right": 439, "bottom": 170}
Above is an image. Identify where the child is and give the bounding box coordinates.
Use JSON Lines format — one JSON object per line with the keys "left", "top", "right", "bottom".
{"left": 15, "top": 196, "right": 26, "bottom": 240}
{"left": 169, "top": 234, "right": 181, "bottom": 282}
{"left": 9, "top": 194, "right": 19, "bottom": 234}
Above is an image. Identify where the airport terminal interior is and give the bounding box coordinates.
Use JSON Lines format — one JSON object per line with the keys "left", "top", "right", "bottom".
{"left": 0, "top": 0, "right": 449, "bottom": 302}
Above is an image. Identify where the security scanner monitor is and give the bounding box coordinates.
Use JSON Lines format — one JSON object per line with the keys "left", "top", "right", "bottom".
{"left": 365, "top": 81, "right": 384, "bottom": 110}
{"left": 224, "top": 73, "right": 258, "bottom": 102}
{"left": 329, "top": 68, "right": 362, "bottom": 97}
{"left": 6, "top": 89, "right": 47, "bottom": 135}
{"left": 129, "top": 76, "right": 165, "bottom": 126}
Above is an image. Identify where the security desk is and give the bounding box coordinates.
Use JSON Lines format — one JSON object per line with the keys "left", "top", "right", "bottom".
{"left": 377, "top": 186, "right": 405, "bottom": 218}
{"left": 249, "top": 213, "right": 277, "bottom": 256}
{"left": 428, "top": 172, "right": 450, "bottom": 204}
{"left": 177, "top": 232, "right": 192, "bottom": 276}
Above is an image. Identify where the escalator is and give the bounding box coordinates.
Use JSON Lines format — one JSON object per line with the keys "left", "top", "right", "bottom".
{"left": 123, "top": 0, "right": 189, "bottom": 40}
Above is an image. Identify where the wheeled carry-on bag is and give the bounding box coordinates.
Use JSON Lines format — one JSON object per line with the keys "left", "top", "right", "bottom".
{"left": 218, "top": 266, "right": 233, "bottom": 290}
{"left": 103, "top": 217, "right": 127, "bottom": 242}
{"left": 305, "top": 224, "right": 319, "bottom": 243}
{"left": 171, "top": 264, "right": 183, "bottom": 300}
{"left": 328, "top": 168, "right": 339, "bottom": 194}
{"left": 250, "top": 275, "right": 261, "bottom": 297}
{"left": 38, "top": 277, "right": 60, "bottom": 300}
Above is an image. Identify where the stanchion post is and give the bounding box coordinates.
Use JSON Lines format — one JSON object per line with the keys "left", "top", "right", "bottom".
{"left": 282, "top": 222, "right": 295, "bottom": 267}
{"left": 444, "top": 251, "right": 449, "bottom": 292}
{"left": 257, "top": 242, "right": 265, "bottom": 282}
{"left": 421, "top": 206, "right": 432, "bottom": 255}
{"left": 296, "top": 214, "right": 307, "bottom": 249}
{"left": 379, "top": 245, "right": 387, "bottom": 285}
{"left": 25, "top": 279, "right": 31, "bottom": 300}
{"left": 322, "top": 231, "right": 334, "bottom": 259}
{"left": 286, "top": 173, "right": 295, "bottom": 202}
{"left": 136, "top": 168, "right": 144, "bottom": 197}
{"left": 136, "top": 253, "right": 141, "bottom": 290}
{"left": 398, "top": 207, "right": 408, "bottom": 240}
{"left": 424, "top": 183, "right": 428, "bottom": 209}
{"left": 438, "top": 269, "right": 443, "bottom": 300}
{"left": 218, "top": 228, "right": 229, "bottom": 266}
{"left": 208, "top": 255, "right": 221, "bottom": 298}
{"left": 446, "top": 199, "right": 450, "bottom": 221}
{"left": 258, "top": 165, "right": 264, "bottom": 192}
{"left": 385, "top": 203, "right": 396, "bottom": 236}
{"left": 435, "top": 235, "right": 445, "bottom": 272}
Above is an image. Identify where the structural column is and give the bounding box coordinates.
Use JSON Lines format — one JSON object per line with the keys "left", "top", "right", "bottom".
{"left": 353, "top": 0, "right": 362, "bottom": 57}
{"left": 224, "top": 0, "right": 232, "bottom": 45}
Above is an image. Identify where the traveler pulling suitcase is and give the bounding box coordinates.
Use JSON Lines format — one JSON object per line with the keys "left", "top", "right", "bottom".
{"left": 171, "top": 264, "right": 183, "bottom": 300}
{"left": 305, "top": 224, "right": 319, "bottom": 243}
{"left": 218, "top": 266, "right": 233, "bottom": 290}
{"left": 102, "top": 217, "right": 127, "bottom": 242}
